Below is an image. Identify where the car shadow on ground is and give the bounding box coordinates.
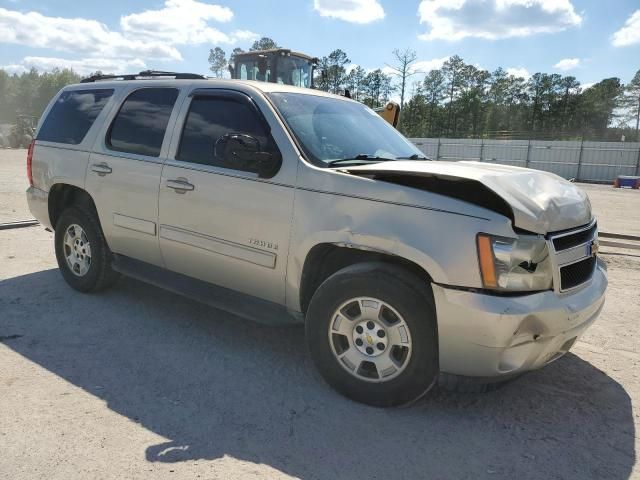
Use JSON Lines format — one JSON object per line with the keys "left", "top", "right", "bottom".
{"left": 0, "top": 269, "right": 635, "bottom": 479}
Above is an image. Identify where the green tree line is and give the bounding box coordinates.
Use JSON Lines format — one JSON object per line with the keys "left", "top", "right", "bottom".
{"left": 400, "top": 55, "right": 638, "bottom": 141}
{"left": 1, "top": 37, "right": 638, "bottom": 143}
{"left": 307, "top": 47, "right": 639, "bottom": 141}
{"left": 210, "top": 38, "right": 640, "bottom": 141}
{"left": 0, "top": 68, "right": 81, "bottom": 123}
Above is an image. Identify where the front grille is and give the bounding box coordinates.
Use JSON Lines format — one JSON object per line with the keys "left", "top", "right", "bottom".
{"left": 552, "top": 223, "right": 597, "bottom": 251}
{"left": 560, "top": 257, "right": 596, "bottom": 290}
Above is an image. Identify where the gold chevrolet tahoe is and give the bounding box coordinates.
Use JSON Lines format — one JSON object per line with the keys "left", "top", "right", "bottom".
{"left": 26, "top": 72, "right": 607, "bottom": 406}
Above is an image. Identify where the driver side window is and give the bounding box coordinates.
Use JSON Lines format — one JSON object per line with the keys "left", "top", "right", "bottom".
{"left": 176, "top": 95, "right": 273, "bottom": 174}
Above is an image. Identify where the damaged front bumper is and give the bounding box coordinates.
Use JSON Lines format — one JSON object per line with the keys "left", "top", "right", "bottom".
{"left": 433, "top": 259, "right": 607, "bottom": 378}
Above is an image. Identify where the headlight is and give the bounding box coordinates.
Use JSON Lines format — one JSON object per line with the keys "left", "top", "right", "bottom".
{"left": 477, "top": 233, "right": 553, "bottom": 291}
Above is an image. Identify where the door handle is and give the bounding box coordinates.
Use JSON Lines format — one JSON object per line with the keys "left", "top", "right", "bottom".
{"left": 90, "top": 163, "right": 112, "bottom": 176}
{"left": 166, "top": 178, "right": 195, "bottom": 193}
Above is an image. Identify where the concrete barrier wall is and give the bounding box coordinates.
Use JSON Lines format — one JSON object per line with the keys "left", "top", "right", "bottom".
{"left": 410, "top": 138, "right": 640, "bottom": 183}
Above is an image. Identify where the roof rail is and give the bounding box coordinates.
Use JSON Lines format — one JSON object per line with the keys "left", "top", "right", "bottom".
{"left": 80, "top": 70, "right": 207, "bottom": 83}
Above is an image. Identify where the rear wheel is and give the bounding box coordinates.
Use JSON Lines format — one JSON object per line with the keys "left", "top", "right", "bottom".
{"left": 54, "top": 206, "right": 119, "bottom": 292}
{"left": 306, "top": 262, "right": 438, "bottom": 407}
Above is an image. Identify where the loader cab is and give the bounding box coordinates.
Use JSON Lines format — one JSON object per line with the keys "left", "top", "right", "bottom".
{"left": 230, "top": 49, "right": 318, "bottom": 89}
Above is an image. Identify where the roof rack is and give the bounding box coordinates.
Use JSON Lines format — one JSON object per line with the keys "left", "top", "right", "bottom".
{"left": 80, "top": 70, "right": 207, "bottom": 83}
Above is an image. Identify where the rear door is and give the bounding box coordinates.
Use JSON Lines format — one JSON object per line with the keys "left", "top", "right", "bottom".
{"left": 85, "top": 86, "right": 184, "bottom": 266}
{"left": 158, "top": 88, "right": 296, "bottom": 304}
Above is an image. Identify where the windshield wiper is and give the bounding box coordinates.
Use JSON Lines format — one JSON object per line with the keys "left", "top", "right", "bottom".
{"left": 396, "top": 154, "right": 429, "bottom": 160}
{"left": 326, "top": 154, "right": 396, "bottom": 167}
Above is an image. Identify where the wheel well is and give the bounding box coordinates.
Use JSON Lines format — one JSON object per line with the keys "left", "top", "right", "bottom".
{"left": 48, "top": 184, "right": 98, "bottom": 229}
{"left": 299, "top": 244, "right": 433, "bottom": 315}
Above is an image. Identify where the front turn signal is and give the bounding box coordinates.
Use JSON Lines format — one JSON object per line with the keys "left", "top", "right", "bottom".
{"left": 477, "top": 234, "right": 498, "bottom": 288}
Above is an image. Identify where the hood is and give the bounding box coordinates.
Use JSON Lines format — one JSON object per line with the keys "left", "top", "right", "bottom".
{"left": 341, "top": 161, "right": 592, "bottom": 234}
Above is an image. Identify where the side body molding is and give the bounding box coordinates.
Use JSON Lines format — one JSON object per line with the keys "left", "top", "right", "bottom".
{"left": 159, "top": 225, "right": 277, "bottom": 269}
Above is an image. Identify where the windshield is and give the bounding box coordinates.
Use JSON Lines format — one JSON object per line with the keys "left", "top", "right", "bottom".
{"left": 267, "top": 92, "right": 425, "bottom": 166}
{"left": 276, "top": 56, "right": 313, "bottom": 88}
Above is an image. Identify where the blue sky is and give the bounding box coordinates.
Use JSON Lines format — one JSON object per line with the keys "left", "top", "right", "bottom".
{"left": 1, "top": 0, "right": 639, "bottom": 90}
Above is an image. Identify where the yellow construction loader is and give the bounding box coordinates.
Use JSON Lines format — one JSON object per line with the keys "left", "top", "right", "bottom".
{"left": 229, "top": 48, "right": 400, "bottom": 128}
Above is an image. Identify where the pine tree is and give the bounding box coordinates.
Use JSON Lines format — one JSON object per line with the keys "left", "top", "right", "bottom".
{"left": 208, "top": 47, "right": 227, "bottom": 78}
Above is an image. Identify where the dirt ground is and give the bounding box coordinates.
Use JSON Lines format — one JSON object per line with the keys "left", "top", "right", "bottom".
{"left": 1, "top": 149, "right": 639, "bottom": 479}
{"left": 0, "top": 149, "right": 30, "bottom": 224}
{"left": 578, "top": 183, "right": 640, "bottom": 237}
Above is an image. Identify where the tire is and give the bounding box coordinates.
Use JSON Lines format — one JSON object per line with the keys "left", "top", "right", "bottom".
{"left": 54, "top": 206, "right": 119, "bottom": 293}
{"left": 306, "top": 262, "right": 438, "bottom": 407}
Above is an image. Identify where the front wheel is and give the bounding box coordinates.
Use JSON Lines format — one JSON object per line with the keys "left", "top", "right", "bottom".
{"left": 306, "top": 262, "right": 438, "bottom": 407}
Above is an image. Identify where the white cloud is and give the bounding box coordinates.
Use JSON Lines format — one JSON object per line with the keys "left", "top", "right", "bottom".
{"left": 418, "top": 0, "right": 582, "bottom": 41}
{"left": 0, "top": 63, "right": 27, "bottom": 74}
{"left": 381, "top": 56, "right": 449, "bottom": 77}
{"left": 231, "top": 30, "right": 260, "bottom": 42}
{"left": 18, "top": 56, "right": 147, "bottom": 75}
{"left": 413, "top": 56, "right": 450, "bottom": 73}
{"left": 580, "top": 82, "right": 595, "bottom": 91}
{"left": 554, "top": 58, "right": 580, "bottom": 71}
{"left": 120, "top": 0, "right": 239, "bottom": 45}
{"left": 0, "top": 7, "right": 182, "bottom": 61}
{"left": 0, "top": 1, "right": 258, "bottom": 73}
{"left": 314, "top": 0, "right": 385, "bottom": 24}
{"left": 380, "top": 65, "right": 396, "bottom": 76}
{"left": 612, "top": 10, "right": 640, "bottom": 47}
{"left": 506, "top": 67, "right": 530, "bottom": 79}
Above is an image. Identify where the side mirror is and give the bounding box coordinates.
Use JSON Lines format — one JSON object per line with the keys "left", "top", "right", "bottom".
{"left": 214, "top": 133, "right": 282, "bottom": 178}
{"left": 215, "top": 133, "right": 259, "bottom": 158}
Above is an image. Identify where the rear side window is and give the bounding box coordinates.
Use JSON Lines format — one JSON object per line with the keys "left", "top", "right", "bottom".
{"left": 38, "top": 89, "right": 113, "bottom": 145}
{"left": 177, "top": 96, "right": 271, "bottom": 172}
{"left": 107, "top": 88, "right": 179, "bottom": 157}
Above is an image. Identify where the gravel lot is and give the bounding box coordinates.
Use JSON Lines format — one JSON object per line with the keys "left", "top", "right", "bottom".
{"left": 1, "top": 149, "right": 639, "bottom": 479}
{"left": 0, "top": 149, "right": 30, "bottom": 224}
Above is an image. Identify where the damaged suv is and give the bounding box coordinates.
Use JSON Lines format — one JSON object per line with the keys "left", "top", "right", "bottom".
{"left": 27, "top": 75, "right": 607, "bottom": 406}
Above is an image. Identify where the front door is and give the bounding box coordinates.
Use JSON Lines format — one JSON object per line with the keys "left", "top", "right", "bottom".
{"left": 158, "top": 89, "right": 295, "bottom": 304}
